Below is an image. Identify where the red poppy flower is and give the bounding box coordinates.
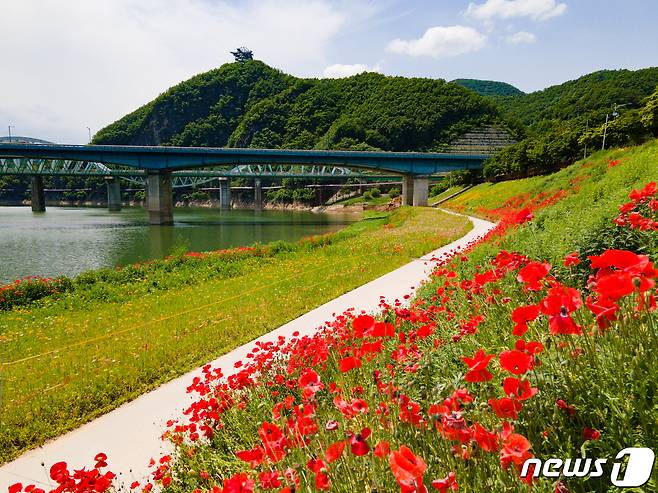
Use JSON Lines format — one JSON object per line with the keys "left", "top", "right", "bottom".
{"left": 351, "top": 398, "right": 369, "bottom": 414}
{"left": 500, "top": 433, "right": 533, "bottom": 469}
{"left": 235, "top": 447, "right": 264, "bottom": 468}
{"left": 348, "top": 428, "right": 371, "bottom": 456}
{"left": 586, "top": 296, "right": 619, "bottom": 329}
{"left": 9, "top": 484, "right": 22, "bottom": 493}
{"left": 298, "top": 368, "right": 323, "bottom": 398}
{"left": 511, "top": 304, "right": 540, "bottom": 336}
{"left": 339, "top": 356, "right": 362, "bottom": 373}
{"left": 502, "top": 377, "right": 538, "bottom": 401}
{"left": 221, "top": 473, "right": 254, "bottom": 493}
{"left": 589, "top": 249, "right": 650, "bottom": 272}
{"left": 471, "top": 422, "right": 499, "bottom": 452}
{"left": 325, "top": 420, "right": 339, "bottom": 431}
{"left": 352, "top": 314, "right": 375, "bottom": 337}
{"left": 314, "top": 472, "right": 330, "bottom": 491}
{"left": 563, "top": 252, "right": 581, "bottom": 267}
{"left": 94, "top": 452, "right": 108, "bottom": 468}
{"left": 49, "top": 461, "right": 69, "bottom": 482}
{"left": 517, "top": 261, "right": 551, "bottom": 291}
{"left": 462, "top": 349, "right": 495, "bottom": 382}
{"left": 488, "top": 397, "right": 523, "bottom": 419}
{"left": 367, "top": 321, "right": 396, "bottom": 337}
{"left": 540, "top": 285, "right": 583, "bottom": 335}
{"left": 374, "top": 441, "right": 390, "bottom": 458}
{"left": 307, "top": 458, "right": 328, "bottom": 474}
{"left": 499, "top": 350, "right": 532, "bottom": 375}
{"left": 258, "top": 471, "right": 281, "bottom": 489}
{"left": 582, "top": 427, "right": 601, "bottom": 441}
{"left": 325, "top": 440, "right": 346, "bottom": 463}
{"left": 389, "top": 446, "right": 427, "bottom": 492}
{"left": 431, "top": 472, "right": 458, "bottom": 492}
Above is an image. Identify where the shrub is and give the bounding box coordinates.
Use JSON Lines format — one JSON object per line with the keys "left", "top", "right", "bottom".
{"left": 369, "top": 187, "right": 381, "bottom": 198}
{"left": 388, "top": 187, "right": 400, "bottom": 198}
{"left": 430, "top": 182, "right": 449, "bottom": 196}
{"left": 0, "top": 277, "right": 73, "bottom": 311}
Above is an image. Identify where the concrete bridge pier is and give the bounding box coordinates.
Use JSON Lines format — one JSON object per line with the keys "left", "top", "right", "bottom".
{"left": 401, "top": 176, "right": 414, "bottom": 206}
{"left": 146, "top": 171, "right": 173, "bottom": 225}
{"left": 401, "top": 175, "right": 429, "bottom": 207}
{"left": 413, "top": 176, "right": 429, "bottom": 206}
{"left": 219, "top": 178, "right": 231, "bottom": 210}
{"left": 31, "top": 175, "right": 46, "bottom": 212}
{"left": 105, "top": 177, "right": 122, "bottom": 212}
{"left": 254, "top": 178, "right": 263, "bottom": 210}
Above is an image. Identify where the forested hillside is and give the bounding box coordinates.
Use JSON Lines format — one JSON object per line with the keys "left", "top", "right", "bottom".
{"left": 94, "top": 61, "right": 510, "bottom": 152}
{"left": 498, "top": 67, "right": 658, "bottom": 128}
{"left": 452, "top": 78, "right": 524, "bottom": 97}
{"left": 484, "top": 68, "right": 658, "bottom": 178}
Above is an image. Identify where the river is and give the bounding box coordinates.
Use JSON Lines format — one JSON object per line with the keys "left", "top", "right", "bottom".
{"left": 0, "top": 206, "right": 358, "bottom": 283}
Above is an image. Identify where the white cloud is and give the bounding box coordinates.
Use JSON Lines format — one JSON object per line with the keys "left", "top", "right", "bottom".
{"left": 322, "top": 63, "right": 382, "bottom": 78}
{"left": 466, "top": 0, "right": 567, "bottom": 22}
{"left": 0, "top": 0, "right": 375, "bottom": 143}
{"left": 506, "top": 30, "right": 537, "bottom": 44}
{"left": 386, "top": 25, "right": 486, "bottom": 59}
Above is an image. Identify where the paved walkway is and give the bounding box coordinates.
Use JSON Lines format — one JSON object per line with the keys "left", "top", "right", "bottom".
{"left": 0, "top": 213, "right": 495, "bottom": 492}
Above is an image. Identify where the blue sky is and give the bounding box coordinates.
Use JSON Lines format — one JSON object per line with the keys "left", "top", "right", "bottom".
{"left": 2, "top": 0, "right": 657, "bottom": 144}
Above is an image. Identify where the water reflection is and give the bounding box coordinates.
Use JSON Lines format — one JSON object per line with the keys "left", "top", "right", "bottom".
{"left": 0, "top": 206, "right": 358, "bottom": 282}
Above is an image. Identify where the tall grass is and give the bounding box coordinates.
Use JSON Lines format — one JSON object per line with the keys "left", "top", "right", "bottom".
{"left": 0, "top": 207, "right": 470, "bottom": 464}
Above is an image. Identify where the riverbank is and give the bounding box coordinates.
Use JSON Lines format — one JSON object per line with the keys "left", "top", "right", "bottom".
{"left": 0, "top": 207, "right": 471, "bottom": 464}
{"left": 0, "top": 213, "right": 493, "bottom": 491}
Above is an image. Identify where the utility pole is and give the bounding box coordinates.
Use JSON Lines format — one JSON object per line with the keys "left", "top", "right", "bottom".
{"left": 602, "top": 103, "right": 629, "bottom": 150}
{"left": 601, "top": 113, "right": 610, "bottom": 150}
{"left": 86, "top": 126, "right": 92, "bottom": 144}
{"left": 8, "top": 125, "right": 14, "bottom": 142}
{"left": 583, "top": 118, "right": 589, "bottom": 159}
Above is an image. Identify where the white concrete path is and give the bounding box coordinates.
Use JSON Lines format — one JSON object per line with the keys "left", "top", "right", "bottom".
{"left": 0, "top": 213, "right": 495, "bottom": 492}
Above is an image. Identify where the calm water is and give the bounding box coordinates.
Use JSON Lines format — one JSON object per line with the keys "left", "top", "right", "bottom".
{"left": 0, "top": 206, "right": 358, "bottom": 283}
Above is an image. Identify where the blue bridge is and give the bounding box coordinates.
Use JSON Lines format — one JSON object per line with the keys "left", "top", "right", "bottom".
{"left": 0, "top": 143, "right": 488, "bottom": 224}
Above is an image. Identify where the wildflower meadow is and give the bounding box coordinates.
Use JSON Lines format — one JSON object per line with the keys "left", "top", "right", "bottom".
{"left": 7, "top": 141, "right": 658, "bottom": 493}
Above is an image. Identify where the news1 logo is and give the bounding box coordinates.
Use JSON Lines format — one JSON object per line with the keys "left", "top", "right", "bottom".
{"left": 521, "top": 447, "right": 655, "bottom": 487}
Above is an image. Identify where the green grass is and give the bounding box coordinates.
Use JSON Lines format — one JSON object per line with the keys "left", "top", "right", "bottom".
{"left": 446, "top": 139, "right": 658, "bottom": 263}
{"left": 429, "top": 185, "right": 467, "bottom": 206}
{"left": 0, "top": 207, "right": 471, "bottom": 464}
{"left": 333, "top": 194, "right": 393, "bottom": 207}
{"left": 155, "top": 139, "right": 658, "bottom": 493}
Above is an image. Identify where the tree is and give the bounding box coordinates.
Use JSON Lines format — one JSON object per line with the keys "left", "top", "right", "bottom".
{"left": 231, "top": 47, "right": 253, "bottom": 62}
{"left": 640, "top": 86, "right": 658, "bottom": 136}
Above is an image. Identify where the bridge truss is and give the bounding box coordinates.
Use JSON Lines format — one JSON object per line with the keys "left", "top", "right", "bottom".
{"left": 0, "top": 157, "right": 392, "bottom": 189}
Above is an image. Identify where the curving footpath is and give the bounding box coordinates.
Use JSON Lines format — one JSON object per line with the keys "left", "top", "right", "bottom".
{"left": 0, "top": 212, "right": 495, "bottom": 492}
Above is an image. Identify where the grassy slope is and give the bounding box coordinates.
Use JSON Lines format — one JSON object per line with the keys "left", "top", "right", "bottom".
{"left": 156, "top": 139, "right": 658, "bottom": 493}
{"left": 0, "top": 208, "right": 470, "bottom": 464}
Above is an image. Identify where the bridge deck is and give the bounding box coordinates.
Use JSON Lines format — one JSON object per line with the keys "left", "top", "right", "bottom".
{"left": 0, "top": 144, "right": 488, "bottom": 176}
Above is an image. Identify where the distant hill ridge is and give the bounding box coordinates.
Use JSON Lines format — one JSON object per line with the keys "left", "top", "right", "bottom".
{"left": 93, "top": 60, "right": 514, "bottom": 152}
{"left": 452, "top": 78, "right": 524, "bottom": 97}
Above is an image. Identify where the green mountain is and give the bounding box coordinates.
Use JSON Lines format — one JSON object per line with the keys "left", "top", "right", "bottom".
{"left": 498, "top": 67, "right": 658, "bottom": 131}
{"left": 94, "top": 61, "right": 510, "bottom": 152}
{"left": 452, "top": 78, "right": 524, "bottom": 97}
{"left": 483, "top": 68, "right": 658, "bottom": 178}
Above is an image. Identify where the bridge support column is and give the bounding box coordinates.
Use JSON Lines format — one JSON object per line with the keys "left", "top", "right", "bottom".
{"left": 412, "top": 177, "right": 429, "bottom": 207}
{"left": 105, "top": 177, "right": 122, "bottom": 212}
{"left": 254, "top": 178, "right": 263, "bottom": 210}
{"left": 31, "top": 176, "right": 46, "bottom": 212}
{"left": 219, "top": 178, "right": 231, "bottom": 210}
{"left": 401, "top": 176, "right": 414, "bottom": 206}
{"left": 147, "top": 171, "right": 173, "bottom": 225}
